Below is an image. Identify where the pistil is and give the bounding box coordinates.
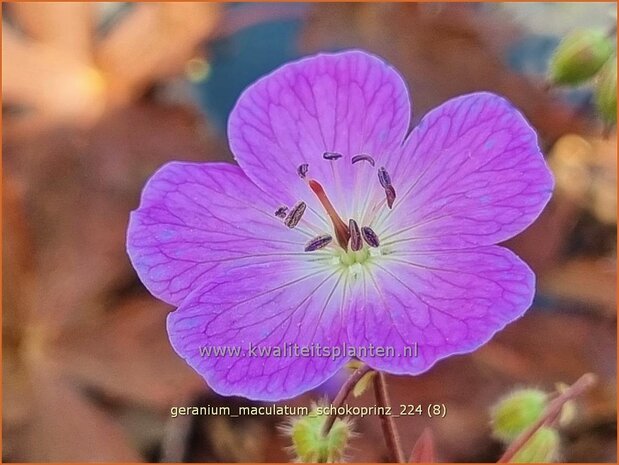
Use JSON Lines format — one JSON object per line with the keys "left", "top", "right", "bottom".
{"left": 308, "top": 179, "right": 350, "bottom": 248}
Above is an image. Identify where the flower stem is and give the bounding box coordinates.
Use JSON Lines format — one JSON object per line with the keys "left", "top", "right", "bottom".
{"left": 322, "top": 364, "right": 373, "bottom": 436}
{"left": 373, "top": 372, "right": 405, "bottom": 463}
{"left": 497, "top": 373, "right": 597, "bottom": 463}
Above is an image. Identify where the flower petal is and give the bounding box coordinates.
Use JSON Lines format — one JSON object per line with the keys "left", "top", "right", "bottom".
{"left": 377, "top": 92, "right": 554, "bottom": 250}
{"left": 228, "top": 50, "right": 411, "bottom": 217}
{"left": 127, "top": 162, "right": 312, "bottom": 306}
{"left": 167, "top": 259, "right": 349, "bottom": 401}
{"left": 347, "top": 246, "right": 534, "bottom": 374}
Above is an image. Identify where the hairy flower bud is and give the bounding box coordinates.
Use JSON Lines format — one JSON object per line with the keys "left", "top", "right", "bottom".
{"left": 594, "top": 57, "right": 617, "bottom": 125}
{"left": 286, "top": 406, "right": 352, "bottom": 463}
{"left": 490, "top": 388, "right": 548, "bottom": 442}
{"left": 549, "top": 29, "right": 614, "bottom": 85}
{"left": 511, "top": 427, "right": 560, "bottom": 463}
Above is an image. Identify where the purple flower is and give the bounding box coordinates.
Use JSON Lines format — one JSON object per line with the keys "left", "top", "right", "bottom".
{"left": 127, "top": 50, "right": 553, "bottom": 401}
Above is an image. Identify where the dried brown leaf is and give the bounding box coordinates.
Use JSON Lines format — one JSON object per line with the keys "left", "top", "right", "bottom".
{"left": 7, "top": 359, "right": 141, "bottom": 462}
{"left": 51, "top": 296, "right": 205, "bottom": 410}
{"left": 9, "top": 2, "right": 94, "bottom": 61}
{"left": 97, "top": 3, "right": 221, "bottom": 104}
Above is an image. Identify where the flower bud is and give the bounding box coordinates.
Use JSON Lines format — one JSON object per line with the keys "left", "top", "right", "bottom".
{"left": 491, "top": 388, "right": 548, "bottom": 443}
{"left": 511, "top": 427, "right": 560, "bottom": 463}
{"left": 549, "top": 29, "right": 614, "bottom": 85}
{"left": 287, "top": 406, "right": 352, "bottom": 462}
{"left": 594, "top": 57, "right": 617, "bottom": 125}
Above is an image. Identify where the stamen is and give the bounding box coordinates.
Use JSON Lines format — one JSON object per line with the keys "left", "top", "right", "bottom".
{"left": 274, "top": 206, "right": 288, "bottom": 218}
{"left": 384, "top": 185, "right": 396, "bottom": 209}
{"left": 297, "top": 163, "right": 309, "bottom": 179}
{"left": 361, "top": 226, "right": 380, "bottom": 247}
{"left": 304, "top": 234, "right": 333, "bottom": 252}
{"left": 351, "top": 154, "right": 376, "bottom": 166}
{"left": 284, "top": 201, "right": 306, "bottom": 228}
{"left": 323, "top": 151, "right": 343, "bottom": 161}
{"left": 378, "top": 166, "right": 392, "bottom": 189}
{"left": 349, "top": 219, "right": 362, "bottom": 251}
{"left": 308, "top": 179, "right": 350, "bottom": 248}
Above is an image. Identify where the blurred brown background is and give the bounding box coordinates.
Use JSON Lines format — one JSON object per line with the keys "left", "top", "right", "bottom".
{"left": 2, "top": 2, "right": 616, "bottom": 462}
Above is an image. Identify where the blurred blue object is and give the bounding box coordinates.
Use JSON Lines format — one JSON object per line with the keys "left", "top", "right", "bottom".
{"left": 506, "top": 34, "right": 594, "bottom": 108}
{"left": 506, "top": 34, "right": 559, "bottom": 77}
{"left": 192, "top": 3, "right": 308, "bottom": 134}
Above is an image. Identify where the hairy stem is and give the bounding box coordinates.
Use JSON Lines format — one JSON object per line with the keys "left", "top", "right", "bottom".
{"left": 373, "top": 372, "right": 405, "bottom": 463}
{"left": 498, "top": 373, "right": 597, "bottom": 463}
{"left": 322, "top": 364, "right": 373, "bottom": 436}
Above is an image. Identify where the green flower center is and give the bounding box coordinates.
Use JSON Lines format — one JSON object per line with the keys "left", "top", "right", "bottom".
{"left": 338, "top": 248, "right": 370, "bottom": 267}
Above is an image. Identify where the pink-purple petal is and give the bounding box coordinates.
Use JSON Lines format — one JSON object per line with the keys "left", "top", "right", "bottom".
{"left": 348, "top": 246, "right": 534, "bottom": 374}
{"left": 127, "top": 162, "right": 307, "bottom": 306}
{"left": 228, "top": 50, "right": 411, "bottom": 218}
{"left": 167, "top": 259, "right": 349, "bottom": 401}
{"left": 380, "top": 92, "right": 554, "bottom": 250}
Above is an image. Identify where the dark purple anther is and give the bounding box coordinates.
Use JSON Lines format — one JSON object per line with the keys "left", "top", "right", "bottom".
{"left": 304, "top": 234, "right": 333, "bottom": 252}
{"left": 297, "top": 163, "right": 309, "bottom": 178}
{"left": 361, "top": 226, "right": 380, "bottom": 247}
{"left": 274, "top": 206, "right": 288, "bottom": 218}
{"left": 285, "top": 201, "right": 307, "bottom": 228}
{"left": 349, "top": 219, "right": 362, "bottom": 251}
{"left": 351, "top": 154, "right": 376, "bottom": 167}
{"left": 378, "top": 166, "right": 392, "bottom": 189}
{"left": 323, "top": 152, "right": 343, "bottom": 161}
{"left": 384, "top": 185, "right": 396, "bottom": 209}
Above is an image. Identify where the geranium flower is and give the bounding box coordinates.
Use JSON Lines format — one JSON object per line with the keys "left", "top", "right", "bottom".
{"left": 127, "top": 50, "right": 553, "bottom": 401}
